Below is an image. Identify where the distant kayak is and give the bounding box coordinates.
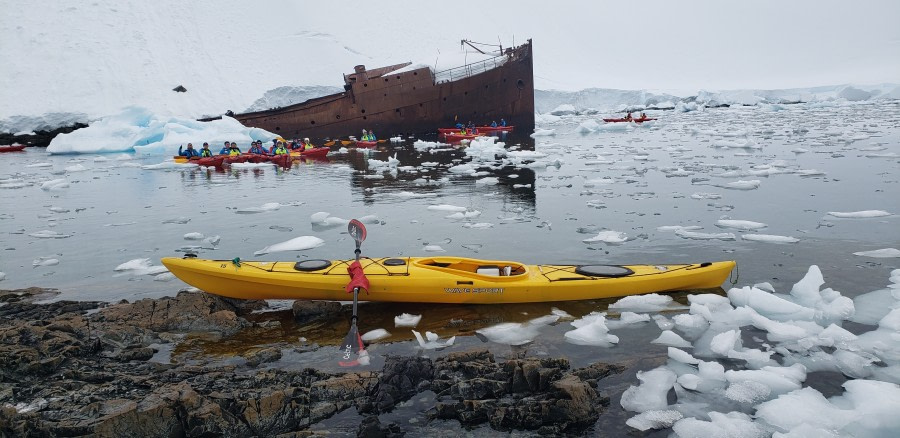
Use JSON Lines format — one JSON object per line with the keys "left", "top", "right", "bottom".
{"left": 477, "top": 125, "right": 514, "bottom": 132}
{"left": 0, "top": 145, "right": 26, "bottom": 152}
{"left": 161, "top": 256, "right": 736, "bottom": 304}
{"left": 444, "top": 133, "right": 482, "bottom": 143}
{"left": 354, "top": 140, "right": 378, "bottom": 149}
{"left": 603, "top": 117, "right": 656, "bottom": 123}
{"left": 290, "top": 147, "right": 329, "bottom": 159}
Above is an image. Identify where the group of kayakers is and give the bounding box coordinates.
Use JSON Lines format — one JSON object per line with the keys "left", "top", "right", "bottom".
{"left": 178, "top": 138, "right": 315, "bottom": 158}
{"left": 624, "top": 112, "right": 649, "bottom": 121}
{"left": 453, "top": 118, "right": 506, "bottom": 135}
{"left": 360, "top": 129, "right": 377, "bottom": 141}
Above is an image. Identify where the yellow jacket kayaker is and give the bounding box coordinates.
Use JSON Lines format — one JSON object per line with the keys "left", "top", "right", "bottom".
{"left": 228, "top": 142, "right": 241, "bottom": 156}
{"left": 303, "top": 138, "right": 314, "bottom": 150}
{"left": 272, "top": 142, "right": 288, "bottom": 155}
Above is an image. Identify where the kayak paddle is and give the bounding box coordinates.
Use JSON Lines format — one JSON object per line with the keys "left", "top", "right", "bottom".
{"left": 338, "top": 219, "right": 370, "bottom": 367}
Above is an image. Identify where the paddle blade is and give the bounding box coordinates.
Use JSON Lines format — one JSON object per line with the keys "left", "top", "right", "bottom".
{"left": 341, "top": 140, "right": 353, "bottom": 146}
{"left": 348, "top": 219, "right": 367, "bottom": 247}
{"left": 338, "top": 324, "right": 366, "bottom": 367}
{"left": 324, "top": 140, "right": 335, "bottom": 147}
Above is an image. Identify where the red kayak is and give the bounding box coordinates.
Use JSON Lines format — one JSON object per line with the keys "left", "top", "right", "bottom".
{"left": 292, "top": 147, "right": 329, "bottom": 159}
{"left": 0, "top": 144, "right": 26, "bottom": 152}
{"left": 354, "top": 140, "right": 378, "bottom": 149}
{"left": 603, "top": 117, "right": 656, "bottom": 123}
{"left": 223, "top": 154, "right": 250, "bottom": 165}
{"left": 444, "top": 133, "right": 482, "bottom": 143}
{"left": 197, "top": 156, "right": 226, "bottom": 167}
{"left": 268, "top": 154, "right": 293, "bottom": 167}
{"left": 477, "top": 125, "right": 514, "bottom": 132}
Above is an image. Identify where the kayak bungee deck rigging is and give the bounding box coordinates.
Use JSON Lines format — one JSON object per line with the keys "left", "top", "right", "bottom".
{"left": 161, "top": 256, "right": 736, "bottom": 304}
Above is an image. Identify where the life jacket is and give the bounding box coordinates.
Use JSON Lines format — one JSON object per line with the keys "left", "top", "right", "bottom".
{"left": 274, "top": 145, "right": 287, "bottom": 155}
{"left": 229, "top": 149, "right": 240, "bottom": 156}
{"left": 303, "top": 142, "right": 313, "bottom": 151}
{"left": 200, "top": 148, "right": 212, "bottom": 157}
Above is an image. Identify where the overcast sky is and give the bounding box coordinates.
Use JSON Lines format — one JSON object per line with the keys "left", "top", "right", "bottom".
{"left": 303, "top": 0, "right": 900, "bottom": 92}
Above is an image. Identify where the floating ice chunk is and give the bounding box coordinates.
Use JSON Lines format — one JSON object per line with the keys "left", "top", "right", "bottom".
{"left": 412, "top": 330, "right": 456, "bottom": 349}
{"left": 564, "top": 312, "right": 619, "bottom": 347}
{"left": 668, "top": 347, "right": 700, "bottom": 365}
{"left": 444, "top": 210, "right": 481, "bottom": 219}
{"left": 113, "top": 258, "right": 167, "bottom": 276}
{"left": 671, "top": 412, "right": 765, "bottom": 438}
{"left": 652, "top": 314, "right": 674, "bottom": 330}
{"left": 183, "top": 232, "right": 204, "bottom": 240}
{"left": 153, "top": 272, "right": 175, "bottom": 282}
{"left": 423, "top": 245, "right": 445, "bottom": 252}
{"left": 741, "top": 234, "right": 799, "bottom": 244}
{"left": 253, "top": 236, "right": 325, "bottom": 255}
{"left": 626, "top": 410, "right": 683, "bottom": 431}
{"left": 620, "top": 367, "right": 677, "bottom": 412}
{"left": 162, "top": 217, "right": 190, "bottom": 224}
{"left": 675, "top": 229, "right": 736, "bottom": 241}
{"left": 531, "top": 128, "right": 556, "bottom": 137}
{"left": 0, "top": 272, "right": 5, "bottom": 281}
{"left": 853, "top": 248, "right": 900, "bottom": 258}
{"left": 478, "top": 315, "right": 559, "bottom": 346}
{"left": 142, "top": 161, "right": 197, "bottom": 170}
{"left": 28, "top": 230, "right": 72, "bottom": 239}
{"left": 26, "top": 162, "right": 53, "bottom": 168}
{"left": 725, "top": 364, "right": 806, "bottom": 395}
{"left": 789, "top": 265, "right": 825, "bottom": 307}
{"left": 583, "top": 177, "right": 615, "bottom": 187}
{"left": 710, "top": 329, "right": 742, "bottom": 356}
{"left": 462, "top": 222, "right": 494, "bottom": 229}
{"left": 551, "top": 307, "right": 574, "bottom": 319}
{"left": 716, "top": 219, "right": 767, "bottom": 230}
{"left": 475, "top": 177, "right": 499, "bottom": 185}
{"left": 582, "top": 230, "right": 627, "bottom": 243}
{"left": 851, "top": 288, "right": 898, "bottom": 325}
{"left": 40, "top": 179, "right": 69, "bottom": 190}
{"left": 427, "top": 204, "right": 467, "bottom": 212}
{"left": 756, "top": 387, "right": 854, "bottom": 433}
{"left": 64, "top": 164, "right": 88, "bottom": 172}
{"left": 236, "top": 202, "right": 281, "bottom": 214}
{"left": 394, "top": 313, "right": 422, "bottom": 327}
{"left": 33, "top": 258, "right": 60, "bottom": 267}
{"left": 48, "top": 206, "right": 70, "bottom": 213}
{"left": 727, "top": 286, "right": 815, "bottom": 322}
{"left": 652, "top": 330, "right": 692, "bottom": 348}
{"left": 691, "top": 192, "right": 721, "bottom": 200}
{"left": 578, "top": 119, "right": 600, "bottom": 133}
{"left": 610, "top": 293, "right": 683, "bottom": 312}
{"left": 607, "top": 311, "right": 651, "bottom": 328}
{"left": 549, "top": 104, "right": 577, "bottom": 116}
{"left": 827, "top": 210, "right": 891, "bottom": 218}
{"left": 361, "top": 329, "right": 391, "bottom": 342}
{"left": 725, "top": 380, "right": 771, "bottom": 404}
{"left": 657, "top": 225, "right": 702, "bottom": 232}
{"left": 722, "top": 180, "right": 760, "bottom": 190}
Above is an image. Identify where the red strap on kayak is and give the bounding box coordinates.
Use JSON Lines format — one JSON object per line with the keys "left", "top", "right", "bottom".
{"left": 345, "top": 260, "right": 370, "bottom": 294}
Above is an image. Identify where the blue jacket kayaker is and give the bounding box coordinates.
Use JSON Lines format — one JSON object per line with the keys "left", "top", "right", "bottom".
{"left": 455, "top": 122, "right": 465, "bottom": 130}
{"left": 178, "top": 143, "right": 200, "bottom": 158}
{"left": 500, "top": 118, "right": 506, "bottom": 127}
{"left": 218, "top": 141, "right": 230, "bottom": 155}
{"left": 490, "top": 121, "right": 498, "bottom": 128}
{"left": 367, "top": 130, "right": 376, "bottom": 141}
{"left": 199, "top": 143, "right": 213, "bottom": 157}
{"left": 248, "top": 141, "right": 267, "bottom": 155}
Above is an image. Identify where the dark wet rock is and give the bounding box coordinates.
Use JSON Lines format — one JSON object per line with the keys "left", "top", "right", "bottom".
{"left": 98, "top": 291, "right": 250, "bottom": 336}
{"left": 366, "top": 355, "right": 434, "bottom": 414}
{"left": 357, "top": 415, "right": 405, "bottom": 438}
{"left": 292, "top": 300, "right": 342, "bottom": 322}
{"left": 309, "top": 372, "right": 378, "bottom": 423}
{"left": 244, "top": 347, "right": 283, "bottom": 367}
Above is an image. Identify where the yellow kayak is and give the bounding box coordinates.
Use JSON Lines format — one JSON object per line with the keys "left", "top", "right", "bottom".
{"left": 161, "top": 256, "right": 735, "bottom": 304}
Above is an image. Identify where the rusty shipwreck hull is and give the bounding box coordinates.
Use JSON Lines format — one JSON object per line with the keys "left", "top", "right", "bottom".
{"left": 232, "top": 40, "right": 535, "bottom": 141}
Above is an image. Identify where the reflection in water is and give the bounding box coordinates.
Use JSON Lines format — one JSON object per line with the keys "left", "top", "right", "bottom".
{"left": 186, "top": 287, "right": 724, "bottom": 357}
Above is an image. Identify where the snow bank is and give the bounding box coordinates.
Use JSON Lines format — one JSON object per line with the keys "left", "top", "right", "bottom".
{"left": 47, "top": 107, "right": 277, "bottom": 155}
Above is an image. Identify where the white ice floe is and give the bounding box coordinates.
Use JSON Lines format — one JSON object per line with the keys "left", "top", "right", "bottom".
{"left": 361, "top": 329, "right": 391, "bottom": 342}
{"left": 462, "top": 222, "right": 494, "bottom": 229}
{"left": 423, "top": 245, "right": 445, "bottom": 252}
{"left": 40, "top": 179, "right": 69, "bottom": 191}
{"left": 657, "top": 225, "right": 702, "bottom": 232}
{"left": 853, "top": 248, "right": 900, "bottom": 258}
{"left": 183, "top": 232, "right": 204, "bottom": 240}
{"left": 236, "top": 202, "right": 281, "bottom": 214}
{"left": 564, "top": 312, "right": 619, "bottom": 347}
{"left": 427, "top": 204, "right": 467, "bottom": 212}
{"left": 32, "top": 258, "right": 60, "bottom": 267}
{"left": 0, "top": 272, "right": 5, "bottom": 281}
{"left": 531, "top": 128, "right": 556, "bottom": 137}
{"left": 626, "top": 410, "right": 683, "bottom": 431}
{"left": 253, "top": 236, "right": 325, "bottom": 255}
{"left": 741, "top": 233, "right": 800, "bottom": 244}
{"left": 827, "top": 210, "right": 892, "bottom": 218}
{"left": 444, "top": 210, "right": 481, "bottom": 220}
{"left": 113, "top": 258, "right": 168, "bottom": 276}
{"left": 675, "top": 229, "right": 736, "bottom": 241}
{"left": 715, "top": 219, "right": 767, "bottom": 230}
{"left": 722, "top": 180, "right": 761, "bottom": 190}
{"left": 582, "top": 230, "right": 628, "bottom": 244}
{"left": 651, "top": 330, "right": 693, "bottom": 348}
{"left": 610, "top": 294, "right": 684, "bottom": 313}
{"left": 394, "top": 313, "right": 422, "bottom": 327}
{"left": 28, "top": 230, "right": 72, "bottom": 239}
{"left": 477, "top": 315, "right": 560, "bottom": 346}
{"left": 578, "top": 119, "right": 600, "bottom": 133}
{"left": 142, "top": 161, "right": 197, "bottom": 170}
{"left": 620, "top": 366, "right": 677, "bottom": 412}
{"left": 412, "top": 330, "right": 456, "bottom": 349}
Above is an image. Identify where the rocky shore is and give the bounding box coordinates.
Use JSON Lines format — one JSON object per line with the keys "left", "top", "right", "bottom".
{"left": 0, "top": 288, "right": 630, "bottom": 437}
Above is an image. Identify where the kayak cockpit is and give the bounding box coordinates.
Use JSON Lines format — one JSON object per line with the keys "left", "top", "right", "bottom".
{"left": 414, "top": 257, "right": 526, "bottom": 277}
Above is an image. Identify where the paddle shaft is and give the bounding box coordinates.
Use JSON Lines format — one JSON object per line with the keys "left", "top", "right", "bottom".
{"left": 350, "top": 247, "right": 361, "bottom": 325}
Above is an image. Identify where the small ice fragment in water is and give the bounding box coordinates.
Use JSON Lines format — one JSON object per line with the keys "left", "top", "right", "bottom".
{"left": 162, "top": 217, "right": 191, "bottom": 224}
{"left": 28, "top": 230, "right": 72, "bottom": 238}
{"left": 675, "top": 229, "right": 736, "bottom": 241}
{"left": 827, "top": 210, "right": 891, "bottom": 218}
{"left": 183, "top": 232, "right": 204, "bottom": 240}
{"left": 394, "top": 313, "right": 422, "bottom": 327}
{"left": 852, "top": 248, "right": 900, "bottom": 258}
{"left": 582, "top": 230, "right": 628, "bottom": 244}
{"left": 609, "top": 294, "right": 681, "bottom": 312}
{"left": 427, "top": 204, "right": 467, "bottom": 212}
{"left": 478, "top": 315, "right": 560, "bottom": 345}
{"left": 33, "top": 257, "right": 60, "bottom": 267}
{"left": 626, "top": 410, "right": 683, "bottom": 431}
{"left": 361, "top": 329, "right": 391, "bottom": 342}
{"left": 651, "top": 330, "right": 693, "bottom": 348}
{"left": 715, "top": 219, "right": 767, "bottom": 230}
{"left": 423, "top": 245, "right": 445, "bottom": 252}
{"left": 741, "top": 233, "right": 799, "bottom": 244}
{"left": 236, "top": 202, "right": 281, "bottom": 214}
{"left": 411, "top": 330, "right": 455, "bottom": 349}
{"left": 254, "top": 236, "right": 325, "bottom": 255}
